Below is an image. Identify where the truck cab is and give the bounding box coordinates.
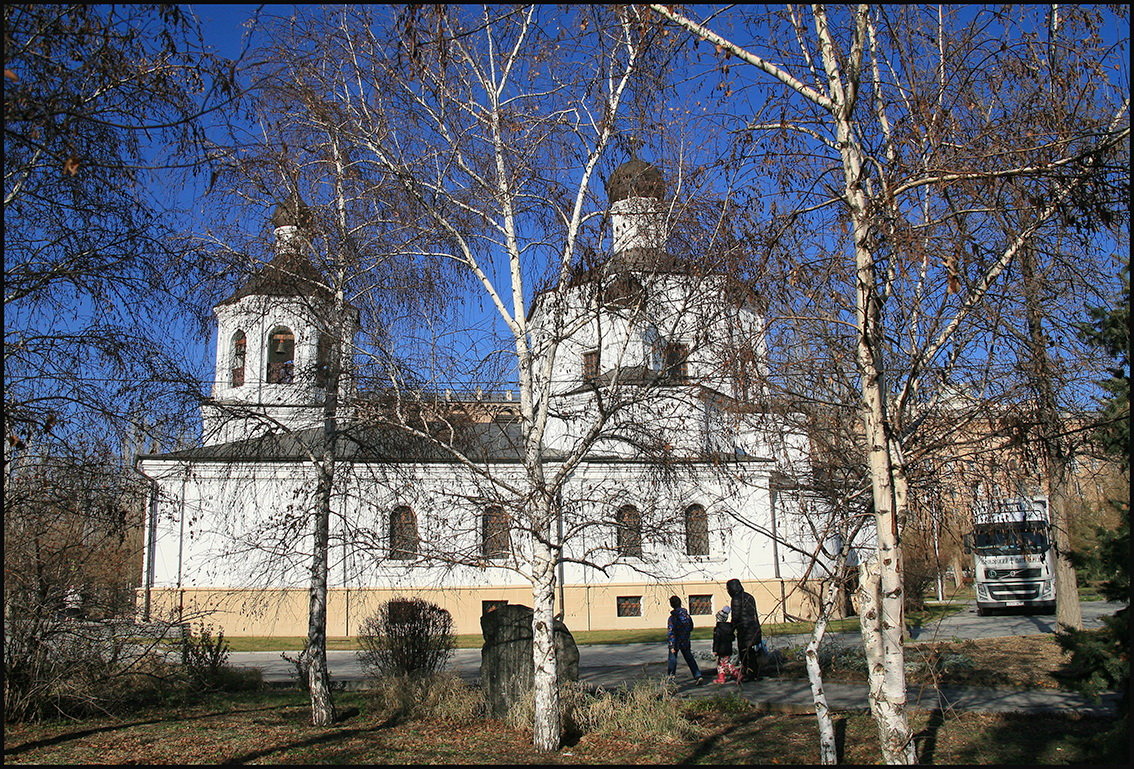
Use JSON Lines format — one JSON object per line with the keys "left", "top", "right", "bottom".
{"left": 963, "top": 497, "right": 1056, "bottom": 616}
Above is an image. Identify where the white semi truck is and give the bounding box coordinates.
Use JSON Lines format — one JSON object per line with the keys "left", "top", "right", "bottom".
{"left": 963, "top": 496, "right": 1056, "bottom": 615}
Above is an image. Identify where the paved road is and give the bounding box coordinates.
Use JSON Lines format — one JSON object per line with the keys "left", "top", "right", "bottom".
{"left": 228, "top": 600, "right": 1124, "bottom": 715}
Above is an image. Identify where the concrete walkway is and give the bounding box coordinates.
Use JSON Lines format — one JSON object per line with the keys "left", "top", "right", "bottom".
{"left": 582, "top": 660, "right": 1121, "bottom": 717}
{"left": 227, "top": 600, "right": 1124, "bottom": 717}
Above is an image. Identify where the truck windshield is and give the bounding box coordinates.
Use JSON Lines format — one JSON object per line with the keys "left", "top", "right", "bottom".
{"left": 971, "top": 523, "right": 1049, "bottom": 556}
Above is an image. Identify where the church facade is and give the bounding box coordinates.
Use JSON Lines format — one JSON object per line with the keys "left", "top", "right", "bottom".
{"left": 136, "top": 158, "right": 841, "bottom": 637}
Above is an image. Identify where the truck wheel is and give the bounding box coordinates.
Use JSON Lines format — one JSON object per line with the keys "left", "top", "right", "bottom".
{"left": 976, "top": 606, "right": 987, "bottom": 617}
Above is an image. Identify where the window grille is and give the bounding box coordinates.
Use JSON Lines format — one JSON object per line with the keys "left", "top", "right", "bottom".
{"left": 616, "top": 504, "right": 642, "bottom": 558}
{"left": 482, "top": 505, "right": 511, "bottom": 559}
{"left": 583, "top": 350, "right": 600, "bottom": 383}
{"left": 389, "top": 505, "right": 419, "bottom": 560}
{"left": 688, "top": 594, "right": 713, "bottom": 615}
{"left": 684, "top": 504, "right": 709, "bottom": 556}
{"left": 663, "top": 341, "right": 689, "bottom": 379}
{"left": 230, "top": 331, "right": 246, "bottom": 387}
{"left": 616, "top": 596, "right": 642, "bottom": 617}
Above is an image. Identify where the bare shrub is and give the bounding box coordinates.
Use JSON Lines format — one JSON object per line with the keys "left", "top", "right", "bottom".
{"left": 357, "top": 599, "right": 454, "bottom": 680}
{"left": 3, "top": 617, "right": 189, "bottom": 721}
{"left": 179, "top": 623, "right": 228, "bottom": 689}
{"left": 902, "top": 545, "right": 938, "bottom": 612}
{"left": 280, "top": 651, "right": 309, "bottom": 691}
{"left": 177, "top": 623, "right": 261, "bottom": 693}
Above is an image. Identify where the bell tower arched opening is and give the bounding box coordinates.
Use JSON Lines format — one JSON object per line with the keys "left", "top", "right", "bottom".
{"left": 266, "top": 327, "right": 295, "bottom": 384}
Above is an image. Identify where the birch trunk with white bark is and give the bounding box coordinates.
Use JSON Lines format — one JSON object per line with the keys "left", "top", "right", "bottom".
{"left": 806, "top": 555, "right": 854, "bottom": 764}
{"left": 305, "top": 461, "right": 337, "bottom": 726}
{"left": 820, "top": 7, "right": 915, "bottom": 760}
{"left": 530, "top": 522, "right": 561, "bottom": 752}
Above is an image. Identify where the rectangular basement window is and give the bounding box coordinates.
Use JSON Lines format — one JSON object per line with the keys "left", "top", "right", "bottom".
{"left": 616, "top": 595, "right": 642, "bottom": 617}
{"left": 688, "top": 594, "right": 713, "bottom": 615}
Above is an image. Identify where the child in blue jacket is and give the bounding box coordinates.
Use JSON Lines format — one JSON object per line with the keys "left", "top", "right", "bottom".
{"left": 666, "top": 595, "right": 703, "bottom": 684}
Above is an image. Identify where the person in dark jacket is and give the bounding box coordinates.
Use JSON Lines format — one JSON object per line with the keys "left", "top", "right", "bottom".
{"left": 666, "top": 595, "right": 703, "bottom": 684}
{"left": 711, "top": 606, "right": 740, "bottom": 684}
{"left": 726, "top": 578, "right": 762, "bottom": 681}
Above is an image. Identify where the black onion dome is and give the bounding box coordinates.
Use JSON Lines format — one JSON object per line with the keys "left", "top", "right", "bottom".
{"left": 270, "top": 193, "right": 316, "bottom": 231}
{"left": 605, "top": 158, "right": 665, "bottom": 203}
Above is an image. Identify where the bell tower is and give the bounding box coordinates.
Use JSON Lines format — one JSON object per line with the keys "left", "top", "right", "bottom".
{"left": 202, "top": 195, "right": 358, "bottom": 445}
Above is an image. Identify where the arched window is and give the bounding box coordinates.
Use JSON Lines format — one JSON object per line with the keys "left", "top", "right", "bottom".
{"left": 314, "top": 333, "right": 332, "bottom": 389}
{"left": 582, "top": 350, "right": 600, "bottom": 384}
{"left": 663, "top": 341, "right": 689, "bottom": 380}
{"left": 482, "top": 505, "right": 510, "bottom": 560}
{"left": 266, "top": 327, "right": 295, "bottom": 384}
{"left": 602, "top": 272, "right": 644, "bottom": 309}
{"left": 230, "top": 331, "right": 246, "bottom": 387}
{"left": 389, "top": 505, "right": 418, "bottom": 560}
{"left": 684, "top": 504, "right": 709, "bottom": 556}
{"left": 616, "top": 504, "right": 642, "bottom": 558}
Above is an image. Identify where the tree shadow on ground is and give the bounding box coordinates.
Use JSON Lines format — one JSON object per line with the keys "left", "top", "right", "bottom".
{"left": 4, "top": 703, "right": 296, "bottom": 756}
{"left": 680, "top": 713, "right": 774, "bottom": 763}
{"left": 834, "top": 715, "right": 847, "bottom": 762}
{"left": 987, "top": 712, "right": 1126, "bottom": 764}
{"left": 913, "top": 707, "right": 946, "bottom": 764}
{"left": 220, "top": 714, "right": 382, "bottom": 765}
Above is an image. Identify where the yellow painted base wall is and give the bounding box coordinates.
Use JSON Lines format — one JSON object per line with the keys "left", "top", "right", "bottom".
{"left": 141, "top": 579, "right": 828, "bottom": 637}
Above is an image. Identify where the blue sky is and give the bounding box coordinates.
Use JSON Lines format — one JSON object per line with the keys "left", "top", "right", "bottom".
{"left": 177, "top": 5, "right": 1127, "bottom": 387}
{"left": 24, "top": 4, "right": 1116, "bottom": 445}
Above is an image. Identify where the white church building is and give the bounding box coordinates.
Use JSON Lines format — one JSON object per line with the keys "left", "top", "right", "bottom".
{"left": 136, "top": 157, "right": 842, "bottom": 637}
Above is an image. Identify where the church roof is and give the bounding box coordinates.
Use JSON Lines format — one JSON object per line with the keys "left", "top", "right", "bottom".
{"left": 139, "top": 418, "right": 556, "bottom": 464}
{"left": 216, "top": 249, "right": 332, "bottom": 307}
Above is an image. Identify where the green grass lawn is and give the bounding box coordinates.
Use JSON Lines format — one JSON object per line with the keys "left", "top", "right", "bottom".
{"left": 210, "top": 589, "right": 1132, "bottom": 653}
{"left": 223, "top": 612, "right": 927, "bottom": 652}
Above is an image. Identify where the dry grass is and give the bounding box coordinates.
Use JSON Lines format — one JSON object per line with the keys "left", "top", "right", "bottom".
{"left": 502, "top": 679, "right": 701, "bottom": 744}
{"left": 362, "top": 672, "right": 483, "bottom": 723}
{"left": 4, "top": 633, "right": 1126, "bottom": 764}
{"left": 775, "top": 634, "right": 1077, "bottom": 690}
{"left": 4, "top": 691, "right": 1125, "bottom": 765}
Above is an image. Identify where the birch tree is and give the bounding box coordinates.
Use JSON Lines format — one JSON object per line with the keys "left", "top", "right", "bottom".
{"left": 340, "top": 7, "right": 646, "bottom": 749}
{"left": 192, "top": 78, "right": 441, "bottom": 722}
{"left": 649, "top": 4, "right": 1128, "bottom": 763}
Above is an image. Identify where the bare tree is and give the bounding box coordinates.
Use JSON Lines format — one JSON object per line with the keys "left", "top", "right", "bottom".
{"left": 265, "top": 6, "right": 651, "bottom": 750}
{"left": 4, "top": 4, "right": 239, "bottom": 460}
{"left": 182, "top": 161, "right": 431, "bottom": 724}
{"left": 4, "top": 3, "right": 241, "bottom": 721}
{"left": 648, "top": 4, "right": 1128, "bottom": 762}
